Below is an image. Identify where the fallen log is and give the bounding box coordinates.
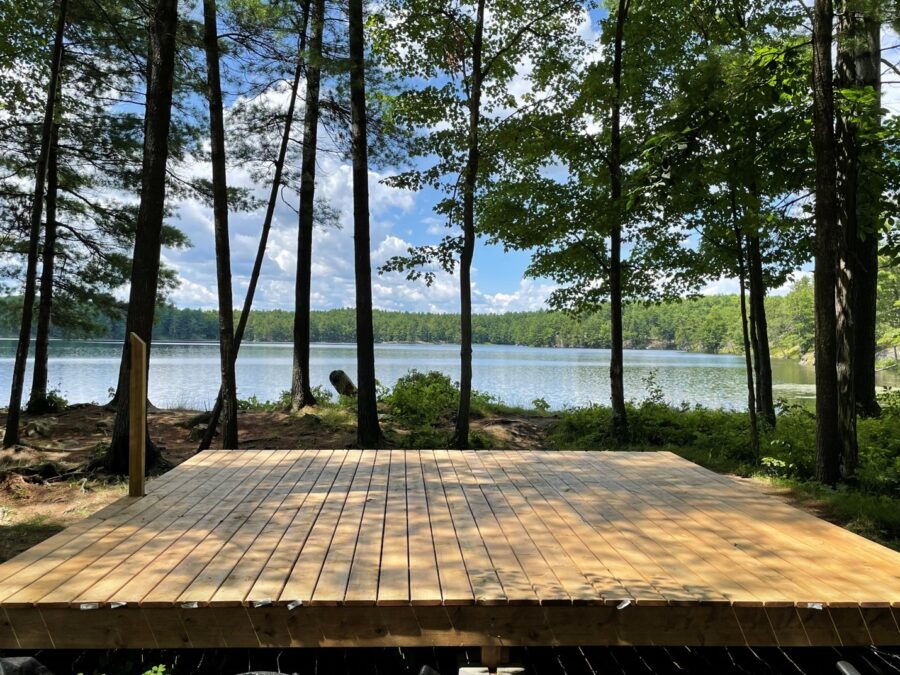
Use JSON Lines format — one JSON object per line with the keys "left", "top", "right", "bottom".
{"left": 329, "top": 370, "right": 357, "bottom": 397}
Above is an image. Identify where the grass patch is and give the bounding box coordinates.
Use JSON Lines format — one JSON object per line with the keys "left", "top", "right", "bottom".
{"left": 317, "top": 406, "right": 355, "bottom": 432}
{"left": 470, "top": 393, "right": 553, "bottom": 418}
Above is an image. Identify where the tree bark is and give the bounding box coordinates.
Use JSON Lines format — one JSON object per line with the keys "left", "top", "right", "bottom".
{"left": 27, "top": 123, "right": 60, "bottom": 415}
{"left": 203, "top": 0, "right": 238, "bottom": 449}
{"left": 811, "top": 0, "right": 841, "bottom": 485}
{"left": 747, "top": 234, "right": 775, "bottom": 425}
{"left": 735, "top": 227, "right": 760, "bottom": 461}
{"left": 3, "top": 0, "right": 68, "bottom": 447}
{"left": 449, "top": 0, "right": 485, "bottom": 450}
{"left": 197, "top": 0, "right": 311, "bottom": 451}
{"left": 840, "top": 5, "right": 881, "bottom": 419}
{"left": 348, "top": 0, "right": 382, "bottom": 447}
{"left": 833, "top": 0, "right": 883, "bottom": 477}
{"left": 608, "top": 0, "right": 629, "bottom": 440}
{"left": 103, "top": 0, "right": 179, "bottom": 474}
{"left": 290, "top": 0, "right": 325, "bottom": 412}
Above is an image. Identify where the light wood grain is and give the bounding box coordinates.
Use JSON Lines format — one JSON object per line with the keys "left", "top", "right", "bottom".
{"left": 0, "top": 449, "right": 898, "bottom": 649}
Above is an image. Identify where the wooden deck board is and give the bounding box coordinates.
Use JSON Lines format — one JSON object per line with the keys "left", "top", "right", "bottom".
{"left": 208, "top": 448, "right": 330, "bottom": 607}
{"left": 0, "top": 449, "right": 237, "bottom": 596}
{"left": 1, "top": 449, "right": 898, "bottom": 649}
{"left": 343, "top": 450, "right": 390, "bottom": 606}
{"left": 376, "top": 449, "right": 410, "bottom": 606}
{"left": 278, "top": 450, "right": 362, "bottom": 605}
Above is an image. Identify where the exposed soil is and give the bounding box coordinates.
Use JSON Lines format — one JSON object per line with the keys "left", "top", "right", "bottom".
{"left": 0, "top": 404, "right": 552, "bottom": 562}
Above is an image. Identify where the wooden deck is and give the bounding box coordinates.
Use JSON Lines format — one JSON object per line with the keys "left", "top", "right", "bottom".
{"left": 0, "top": 449, "right": 897, "bottom": 649}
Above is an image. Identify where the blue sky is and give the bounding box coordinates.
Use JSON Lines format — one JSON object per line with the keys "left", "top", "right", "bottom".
{"left": 160, "top": 3, "right": 778, "bottom": 314}
{"left": 160, "top": 5, "right": 595, "bottom": 314}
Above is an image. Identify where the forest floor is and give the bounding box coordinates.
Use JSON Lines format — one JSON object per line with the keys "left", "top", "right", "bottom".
{"left": 0, "top": 403, "right": 894, "bottom": 563}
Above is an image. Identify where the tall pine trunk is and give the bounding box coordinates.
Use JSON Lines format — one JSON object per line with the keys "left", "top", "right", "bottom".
{"left": 27, "top": 123, "right": 60, "bottom": 415}
{"left": 348, "top": 0, "right": 382, "bottom": 446}
{"left": 450, "top": 0, "right": 485, "bottom": 450}
{"left": 842, "top": 6, "right": 881, "bottom": 419}
{"left": 290, "top": 0, "right": 326, "bottom": 411}
{"left": 747, "top": 234, "right": 775, "bottom": 425}
{"left": 202, "top": 0, "right": 238, "bottom": 448}
{"left": 197, "top": 0, "right": 311, "bottom": 451}
{"left": 4, "top": 0, "right": 68, "bottom": 447}
{"left": 103, "top": 0, "right": 179, "bottom": 474}
{"left": 811, "top": 0, "right": 841, "bottom": 484}
{"left": 608, "top": 0, "right": 629, "bottom": 439}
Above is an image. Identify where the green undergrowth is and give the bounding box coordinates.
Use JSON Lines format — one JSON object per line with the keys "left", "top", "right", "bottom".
{"left": 235, "top": 370, "right": 542, "bottom": 448}
{"left": 379, "top": 370, "right": 498, "bottom": 448}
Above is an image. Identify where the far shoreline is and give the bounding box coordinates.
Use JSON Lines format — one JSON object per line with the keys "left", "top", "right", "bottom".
{"left": 0, "top": 335, "right": 759, "bottom": 357}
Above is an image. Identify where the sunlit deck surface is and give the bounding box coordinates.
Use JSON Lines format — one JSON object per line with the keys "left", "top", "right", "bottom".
{"left": 0, "top": 449, "right": 898, "bottom": 649}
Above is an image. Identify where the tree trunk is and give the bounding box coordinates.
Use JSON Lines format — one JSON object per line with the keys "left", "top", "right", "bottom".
{"left": 290, "top": 0, "right": 325, "bottom": 412}
{"left": 841, "top": 6, "right": 881, "bottom": 419}
{"left": 103, "top": 0, "right": 179, "bottom": 474}
{"left": 834, "top": 0, "right": 880, "bottom": 477}
{"left": 348, "top": 0, "right": 382, "bottom": 447}
{"left": 450, "top": 0, "right": 485, "bottom": 450}
{"left": 735, "top": 228, "right": 760, "bottom": 461}
{"left": 3, "top": 0, "right": 68, "bottom": 447}
{"left": 608, "top": 0, "right": 629, "bottom": 440}
{"left": 197, "top": 0, "right": 311, "bottom": 451}
{"left": 203, "top": 0, "right": 238, "bottom": 449}
{"left": 811, "top": 0, "right": 841, "bottom": 485}
{"left": 854, "top": 205, "right": 880, "bottom": 417}
{"left": 27, "top": 123, "right": 60, "bottom": 415}
{"left": 747, "top": 234, "right": 775, "bottom": 425}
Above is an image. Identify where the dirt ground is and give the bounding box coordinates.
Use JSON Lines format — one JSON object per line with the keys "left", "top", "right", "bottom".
{"left": 0, "top": 404, "right": 555, "bottom": 562}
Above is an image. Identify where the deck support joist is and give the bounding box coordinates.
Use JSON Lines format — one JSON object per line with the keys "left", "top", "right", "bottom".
{"left": 3, "top": 604, "right": 899, "bottom": 650}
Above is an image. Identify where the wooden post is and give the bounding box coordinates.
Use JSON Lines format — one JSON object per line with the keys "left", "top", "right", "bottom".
{"left": 129, "top": 332, "right": 147, "bottom": 497}
{"left": 480, "top": 646, "right": 509, "bottom": 672}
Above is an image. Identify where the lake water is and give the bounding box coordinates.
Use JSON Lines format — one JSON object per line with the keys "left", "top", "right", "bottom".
{"left": 1, "top": 339, "right": 898, "bottom": 411}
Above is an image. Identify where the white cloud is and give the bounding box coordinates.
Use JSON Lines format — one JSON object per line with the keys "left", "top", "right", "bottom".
{"left": 477, "top": 278, "right": 558, "bottom": 313}
{"left": 700, "top": 276, "right": 741, "bottom": 296}
{"left": 168, "top": 277, "right": 219, "bottom": 306}
{"left": 700, "top": 270, "right": 811, "bottom": 297}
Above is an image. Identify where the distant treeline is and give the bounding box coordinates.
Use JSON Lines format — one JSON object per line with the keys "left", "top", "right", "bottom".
{"left": 0, "top": 280, "right": 820, "bottom": 357}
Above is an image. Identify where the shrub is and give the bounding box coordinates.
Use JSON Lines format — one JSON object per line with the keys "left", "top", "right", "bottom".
{"left": 25, "top": 388, "right": 68, "bottom": 414}
{"left": 386, "top": 370, "right": 459, "bottom": 427}
{"left": 310, "top": 384, "right": 334, "bottom": 405}
{"left": 236, "top": 390, "right": 291, "bottom": 411}
{"left": 531, "top": 397, "right": 551, "bottom": 413}
{"left": 45, "top": 389, "right": 69, "bottom": 413}
{"left": 237, "top": 385, "right": 340, "bottom": 412}
{"left": 548, "top": 400, "right": 756, "bottom": 467}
